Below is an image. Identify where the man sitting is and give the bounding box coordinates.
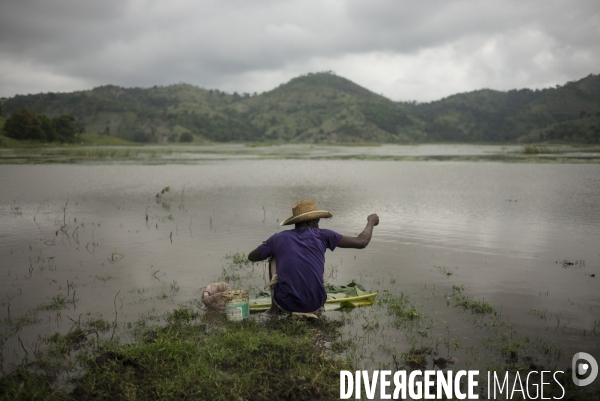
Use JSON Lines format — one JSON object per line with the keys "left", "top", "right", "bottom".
{"left": 248, "top": 199, "right": 379, "bottom": 315}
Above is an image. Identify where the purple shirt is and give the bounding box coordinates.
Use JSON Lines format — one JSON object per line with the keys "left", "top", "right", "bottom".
{"left": 258, "top": 227, "right": 343, "bottom": 313}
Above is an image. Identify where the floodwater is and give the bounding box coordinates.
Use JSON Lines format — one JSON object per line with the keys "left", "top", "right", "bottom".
{"left": 1, "top": 144, "right": 599, "bottom": 381}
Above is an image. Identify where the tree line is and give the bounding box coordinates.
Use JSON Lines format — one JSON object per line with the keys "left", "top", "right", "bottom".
{"left": 2, "top": 108, "right": 83, "bottom": 142}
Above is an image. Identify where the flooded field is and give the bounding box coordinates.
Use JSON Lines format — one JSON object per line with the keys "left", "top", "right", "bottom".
{"left": 1, "top": 145, "right": 599, "bottom": 395}
{"left": 1, "top": 143, "right": 600, "bottom": 164}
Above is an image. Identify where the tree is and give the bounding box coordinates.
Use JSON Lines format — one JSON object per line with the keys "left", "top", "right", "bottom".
{"left": 3, "top": 108, "right": 46, "bottom": 140}
{"left": 39, "top": 115, "right": 58, "bottom": 142}
{"left": 52, "top": 115, "right": 78, "bottom": 142}
{"left": 3, "top": 108, "right": 80, "bottom": 142}
{"left": 179, "top": 132, "right": 193, "bottom": 142}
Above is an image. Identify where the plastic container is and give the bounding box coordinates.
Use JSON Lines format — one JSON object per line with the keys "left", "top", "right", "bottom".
{"left": 223, "top": 290, "right": 249, "bottom": 321}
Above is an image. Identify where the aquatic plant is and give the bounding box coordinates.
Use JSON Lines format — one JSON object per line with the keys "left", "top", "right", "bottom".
{"left": 380, "top": 290, "right": 420, "bottom": 323}
{"left": 450, "top": 285, "right": 494, "bottom": 314}
{"left": 219, "top": 252, "right": 256, "bottom": 290}
{"left": 523, "top": 144, "right": 551, "bottom": 154}
{"left": 435, "top": 265, "right": 455, "bottom": 276}
{"left": 38, "top": 293, "right": 77, "bottom": 311}
{"left": 399, "top": 346, "right": 429, "bottom": 370}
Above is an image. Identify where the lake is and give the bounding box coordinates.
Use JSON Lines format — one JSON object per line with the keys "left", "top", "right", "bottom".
{"left": 1, "top": 144, "right": 599, "bottom": 383}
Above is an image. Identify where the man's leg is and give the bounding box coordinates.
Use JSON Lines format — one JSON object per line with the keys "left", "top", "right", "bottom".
{"left": 264, "top": 258, "right": 322, "bottom": 317}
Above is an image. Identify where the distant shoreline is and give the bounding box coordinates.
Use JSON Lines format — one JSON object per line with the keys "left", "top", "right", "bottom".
{"left": 1, "top": 141, "right": 600, "bottom": 164}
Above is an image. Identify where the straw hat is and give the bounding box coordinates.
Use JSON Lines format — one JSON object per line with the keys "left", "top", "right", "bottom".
{"left": 280, "top": 199, "right": 333, "bottom": 226}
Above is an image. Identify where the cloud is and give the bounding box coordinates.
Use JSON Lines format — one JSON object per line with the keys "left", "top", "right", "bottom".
{"left": 0, "top": 0, "right": 598, "bottom": 101}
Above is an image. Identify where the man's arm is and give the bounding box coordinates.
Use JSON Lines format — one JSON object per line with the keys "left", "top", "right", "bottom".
{"left": 337, "top": 214, "right": 379, "bottom": 249}
{"left": 248, "top": 247, "right": 265, "bottom": 262}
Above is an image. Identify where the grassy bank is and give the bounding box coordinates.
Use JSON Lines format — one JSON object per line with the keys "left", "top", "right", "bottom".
{"left": 0, "top": 310, "right": 351, "bottom": 400}
{"left": 0, "top": 132, "right": 138, "bottom": 148}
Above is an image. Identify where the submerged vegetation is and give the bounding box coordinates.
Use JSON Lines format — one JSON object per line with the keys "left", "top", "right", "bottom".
{"left": 449, "top": 285, "right": 495, "bottom": 314}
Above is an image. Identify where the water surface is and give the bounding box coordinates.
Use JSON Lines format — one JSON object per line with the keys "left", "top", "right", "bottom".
{"left": 1, "top": 151, "right": 599, "bottom": 377}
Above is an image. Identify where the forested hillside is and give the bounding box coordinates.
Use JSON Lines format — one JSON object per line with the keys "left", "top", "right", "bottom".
{"left": 2, "top": 72, "right": 599, "bottom": 143}
{"left": 402, "top": 74, "right": 600, "bottom": 143}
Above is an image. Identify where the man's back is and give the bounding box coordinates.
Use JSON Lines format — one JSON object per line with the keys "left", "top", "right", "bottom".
{"left": 257, "top": 227, "right": 342, "bottom": 313}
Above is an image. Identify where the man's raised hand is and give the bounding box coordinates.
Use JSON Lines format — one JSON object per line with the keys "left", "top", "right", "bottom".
{"left": 368, "top": 214, "right": 379, "bottom": 226}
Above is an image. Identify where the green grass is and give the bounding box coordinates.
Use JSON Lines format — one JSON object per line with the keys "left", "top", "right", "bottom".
{"left": 0, "top": 310, "right": 351, "bottom": 400}
{"left": 0, "top": 133, "right": 37, "bottom": 148}
{"left": 78, "top": 133, "right": 137, "bottom": 146}
{"left": 337, "top": 142, "right": 382, "bottom": 147}
{"left": 0, "top": 132, "right": 137, "bottom": 148}
{"left": 523, "top": 144, "right": 554, "bottom": 154}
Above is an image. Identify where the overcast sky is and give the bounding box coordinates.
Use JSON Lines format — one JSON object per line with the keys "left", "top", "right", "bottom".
{"left": 1, "top": 0, "right": 598, "bottom": 102}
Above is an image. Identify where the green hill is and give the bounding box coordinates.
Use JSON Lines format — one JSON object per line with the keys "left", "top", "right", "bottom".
{"left": 2, "top": 72, "right": 599, "bottom": 144}
{"left": 2, "top": 83, "right": 252, "bottom": 143}
{"left": 240, "top": 73, "right": 424, "bottom": 142}
{"left": 403, "top": 74, "right": 600, "bottom": 143}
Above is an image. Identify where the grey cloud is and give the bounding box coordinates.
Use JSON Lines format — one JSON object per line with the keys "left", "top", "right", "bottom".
{"left": 0, "top": 0, "right": 598, "bottom": 100}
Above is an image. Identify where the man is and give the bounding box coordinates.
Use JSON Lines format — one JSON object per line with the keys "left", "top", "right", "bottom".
{"left": 248, "top": 199, "right": 379, "bottom": 315}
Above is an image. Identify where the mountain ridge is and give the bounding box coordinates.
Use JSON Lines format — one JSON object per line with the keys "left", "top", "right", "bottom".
{"left": 2, "top": 72, "right": 599, "bottom": 143}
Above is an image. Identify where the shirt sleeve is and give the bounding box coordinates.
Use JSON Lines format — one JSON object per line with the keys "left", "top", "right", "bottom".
{"left": 257, "top": 234, "right": 275, "bottom": 260}
{"left": 321, "top": 229, "right": 343, "bottom": 251}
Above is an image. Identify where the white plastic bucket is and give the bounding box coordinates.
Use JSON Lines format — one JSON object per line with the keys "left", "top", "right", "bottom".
{"left": 223, "top": 290, "right": 249, "bottom": 322}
